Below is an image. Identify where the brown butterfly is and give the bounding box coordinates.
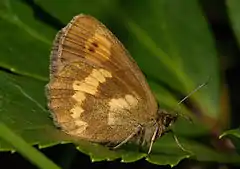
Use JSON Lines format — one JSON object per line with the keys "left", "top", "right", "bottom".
{"left": 46, "top": 14, "right": 178, "bottom": 154}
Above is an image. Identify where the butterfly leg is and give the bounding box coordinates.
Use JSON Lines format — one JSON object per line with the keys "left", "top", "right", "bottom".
{"left": 167, "top": 130, "right": 191, "bottom": 153}
{"left": 173, "top": 133, "right": 189, "bottom": 152}
{"left": 148, "top": 125, "right": 160, "bottom": 154}
{"left": 112, "top": 125, "right": 142, "bottom": 150}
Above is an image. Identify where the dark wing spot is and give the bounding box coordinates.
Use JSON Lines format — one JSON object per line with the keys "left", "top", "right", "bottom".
{"left": 92, "top": 42, "right": 99, "bottom": 48}
{"left": 88, "top": 47, "right": 95, "bottom": 53}
{"left": 87, "top": 42, "right": 99, "bottom": 53}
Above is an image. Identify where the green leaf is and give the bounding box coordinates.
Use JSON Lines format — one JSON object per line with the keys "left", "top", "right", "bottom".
{"left": 1, "top": 71, "right": 239, "bottom": 166}
{"left": 118, "top": 0, "right": 220, "bottom": 119}
{"left": 220, "top": 128, "right": 240, "bottom": 155}
{"left": 227, "top": 0, "right": 240, "bottom": 47}
{"left": 35, "top": 0, "right": 118, "bottom": 24}
{"left": 0, "top": 71, "right": 72, "bottom": 150}
{"left": 148, "top": 134, "right": 240, "bottom": 165}
{"left": 0, "top": 122, "right": 61, "bottom": 169}
{"left": 220, "top": 128, "right": 240, "bottom": 139}
{"left": 0, "top": 0, "right": 55, "bottom": 80}
{"left": 0, "top": 0, "right": 237, "bottom": 167}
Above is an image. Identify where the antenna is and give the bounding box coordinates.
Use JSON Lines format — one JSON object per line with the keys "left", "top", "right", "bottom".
{"left": 174, "top": 77, "right": 210, "bottom": 121}
{"left": 167, "top": 78, "right": 210, "bottom": 153}
{"left": 178, "top": 80, "right": 209, "bottom": 105}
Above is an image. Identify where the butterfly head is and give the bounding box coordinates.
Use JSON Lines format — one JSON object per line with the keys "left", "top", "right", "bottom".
{"left": 158, "top": 111, "right": 178, "bottom": 131}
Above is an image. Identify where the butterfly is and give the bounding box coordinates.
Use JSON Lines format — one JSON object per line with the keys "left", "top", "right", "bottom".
{"left": 46, "top": 14, "right": 177, "bottom": 154}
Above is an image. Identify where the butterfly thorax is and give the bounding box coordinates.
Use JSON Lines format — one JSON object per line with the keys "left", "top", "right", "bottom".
{"left": 135, "top": 110, "right": 177, "bottom": 148}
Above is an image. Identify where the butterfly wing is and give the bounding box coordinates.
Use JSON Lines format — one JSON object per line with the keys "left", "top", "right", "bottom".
{"left": 47, "top": 14, "right": 158, "bottom": 143}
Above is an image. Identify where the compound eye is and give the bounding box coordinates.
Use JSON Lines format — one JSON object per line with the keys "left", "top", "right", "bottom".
{"left": 164, "top": 117, "right": 173, "bottom": 127}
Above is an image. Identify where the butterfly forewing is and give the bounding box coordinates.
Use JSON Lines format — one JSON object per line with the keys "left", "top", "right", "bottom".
{"left": 47, "top": 14, "right": 158, "bottom": 144}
